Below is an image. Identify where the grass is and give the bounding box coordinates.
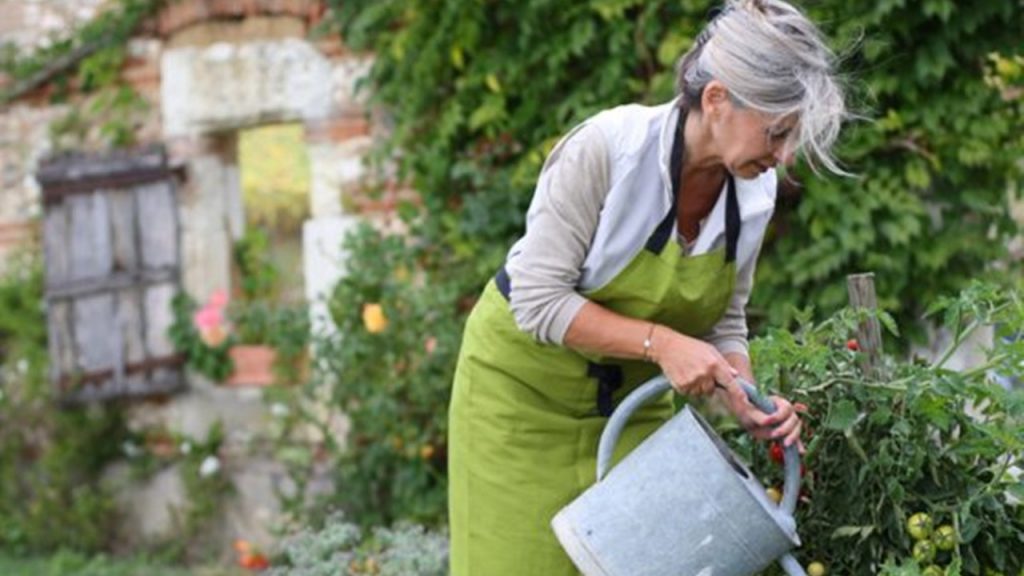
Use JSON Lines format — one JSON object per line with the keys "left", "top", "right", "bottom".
{"left": 0, "top": 550, "right": 246, "bottom": 576}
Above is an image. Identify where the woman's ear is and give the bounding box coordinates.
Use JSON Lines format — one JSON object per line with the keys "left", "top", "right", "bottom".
{"left": 701, "top": 80, "right": 730, "bottom": 119}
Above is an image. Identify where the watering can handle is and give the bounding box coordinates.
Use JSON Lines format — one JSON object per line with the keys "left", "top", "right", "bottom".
{"left": 595, "top": 374, "right": 802, "bottom": 516}
{"left": 595, "top": 375, "right": 808, "bottom": 576}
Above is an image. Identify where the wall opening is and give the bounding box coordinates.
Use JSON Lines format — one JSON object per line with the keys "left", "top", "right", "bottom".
{"left": 236, "top": 123, "right": 311, "bottom": 304}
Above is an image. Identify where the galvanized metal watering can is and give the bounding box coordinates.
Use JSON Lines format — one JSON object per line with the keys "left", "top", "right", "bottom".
{"left": 552, "top": 375, "right": 808, "bottom": 576}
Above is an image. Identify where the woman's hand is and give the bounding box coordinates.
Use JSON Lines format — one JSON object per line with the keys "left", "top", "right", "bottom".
{"left": 649, "top": 326, "right": 738, "bottom": 397}
{"left": 716, "top": 381, "right": 805, "bottom": 448}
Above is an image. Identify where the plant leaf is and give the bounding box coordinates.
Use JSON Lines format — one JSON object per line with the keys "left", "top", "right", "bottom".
{"left": 825, "top": 399, "right": 859, "bottom": 430}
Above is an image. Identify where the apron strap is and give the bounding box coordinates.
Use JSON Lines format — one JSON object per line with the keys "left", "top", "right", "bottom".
{"left": 496, "top": 264, "right": 512, "bottom": 300}
{"left": 724, "top": 175, "right": 741, "bottom": 263}
{"left": 644, "top": 109, "right": 687, "bottom": 255}
{"left": 588, "top": 362, "right": 624, "bottom": 417}
{"left": 645, "top": 110, "right": 743, "bottom": 263}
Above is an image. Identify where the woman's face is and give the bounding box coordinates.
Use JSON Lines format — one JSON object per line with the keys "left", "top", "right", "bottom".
{"left": 703, "top": 83, "right": 798, "bottom": 179}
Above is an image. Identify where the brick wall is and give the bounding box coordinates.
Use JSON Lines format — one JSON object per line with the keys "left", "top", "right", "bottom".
{"left": 0, "top": 3, "right": 395, "bottom": 268}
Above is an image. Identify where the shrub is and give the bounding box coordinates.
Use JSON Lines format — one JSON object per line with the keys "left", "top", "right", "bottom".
{"left": 267, "top": 512, "right": 448, "bottom": 576}
{"left": 0, "top": 250, "right": 127, "bottom": 555}
{"left": 732, "top": 282, "right": 1024, "bottom": 574}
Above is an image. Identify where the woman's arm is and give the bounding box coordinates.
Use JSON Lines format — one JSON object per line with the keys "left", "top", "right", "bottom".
{"left": 565, "top": 306, "right": 802, "bottom": 446}
{"left": 505, "top": 123, "right": 609, "bottom": 344}
{"left": 564, "top": 301, "right": 738, "bottom": 396}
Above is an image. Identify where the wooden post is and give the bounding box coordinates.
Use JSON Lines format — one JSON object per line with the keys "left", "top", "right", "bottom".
{"left": 847, "top": 273, "right": 882, "bottom": 378}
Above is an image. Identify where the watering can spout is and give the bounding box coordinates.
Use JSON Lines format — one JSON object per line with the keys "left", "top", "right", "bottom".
{"left": 778, "top": 552, "right": 808, "bottom": 576}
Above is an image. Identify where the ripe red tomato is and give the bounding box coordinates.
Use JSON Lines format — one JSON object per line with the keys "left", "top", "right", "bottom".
{"left": 769, "top": 442, "right": 785, "bottom": 465}
{"left": 846, "top": 338, "right": 860, "bottom": 351}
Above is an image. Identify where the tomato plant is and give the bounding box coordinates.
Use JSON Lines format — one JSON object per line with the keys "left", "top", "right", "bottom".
{"left": 737, "top": 282, "right": 1024, "bottom": 575}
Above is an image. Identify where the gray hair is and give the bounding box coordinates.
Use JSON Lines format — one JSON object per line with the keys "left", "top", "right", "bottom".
{"left": 676, "top": 0, "right": 849, "bottom": 175}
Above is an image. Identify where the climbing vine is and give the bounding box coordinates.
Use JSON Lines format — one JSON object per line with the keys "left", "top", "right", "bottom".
{"left": 0, "top": 0, "right": 163, "bottom": 149}
{"left": 330, "top": 0, "right": 1023, "bottom": 342}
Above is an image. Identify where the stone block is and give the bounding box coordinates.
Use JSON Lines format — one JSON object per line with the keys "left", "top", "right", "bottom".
{"left": 330, "top": 55, "right": 373, "bottom": 116}
{"left": 104, "top": 461, "right": 189, "bottom": 546}
{"left": 306, "top": 140, "right": 369, "bottom": 219}
{"left": 303, "top": 215, "right": 360, "bottom": 333}
{"left": 162, "top": 38, "right": 333, "bottom": 136}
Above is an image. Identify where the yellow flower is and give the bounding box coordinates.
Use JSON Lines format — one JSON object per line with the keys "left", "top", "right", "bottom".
{"left": 362, "top": 303, "right": 388, "bottom": 333}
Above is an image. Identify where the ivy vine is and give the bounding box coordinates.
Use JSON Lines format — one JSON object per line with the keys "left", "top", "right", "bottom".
{"left": 330, "top": 0, "right": 1023, "bottom": 342}
{"left": 0, "top": 0, "right": 163, "bottom": 150}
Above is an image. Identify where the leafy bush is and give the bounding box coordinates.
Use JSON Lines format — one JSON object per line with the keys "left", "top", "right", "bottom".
{"left": 267, "top": 512, "right": 448, "bottom": 576}
{"left": 731, "top": 283, "right": 1024, "bottom": 575}
{"left": 271, "top": 224, "right": 459, "bottom": 528}
{"left": 168, "top": 293, "right": 310, "bottom": 384}
{"left": 168, "top": 293, "right": 234, "bottom": 382}
{"left": 329, "top": 0, "right": 1022, "bottom": 343}
{"left": 233, "top": 229, "right": 281, "bottom": 303}
{"left": 0, "top": 250, "right": 127, "bottom": 555}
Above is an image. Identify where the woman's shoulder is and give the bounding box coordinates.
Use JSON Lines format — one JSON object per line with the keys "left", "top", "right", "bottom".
{"left": 589, "top": 99, "right": 675, "bottom": 132}
{"left": 585, "top": 99, "right": 677, "bottom": 158}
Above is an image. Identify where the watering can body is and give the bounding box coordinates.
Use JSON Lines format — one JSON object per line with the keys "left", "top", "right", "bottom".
{"left": 551, "top": 376, "right": 806, "bottom": 576}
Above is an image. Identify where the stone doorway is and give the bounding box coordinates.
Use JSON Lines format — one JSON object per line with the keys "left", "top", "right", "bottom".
{"left": 159, "top": 14, "right": 370, "bottom": 320}
{"left": 237, "top": 122, "right": 311, "bottom": 305}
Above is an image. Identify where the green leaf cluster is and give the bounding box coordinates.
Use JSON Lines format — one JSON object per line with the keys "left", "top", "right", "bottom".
{"left": 0, "top": 0, "right": 163, "bottom": 150}
{"left": 752, "top": 2, "right": 1024, "bottom": 340}
{"left": 0, "top": 252, "right": 128, "bottom": 556}
{"left": 330, "top": 0, "right": 1022, "bottom": 345}
{"left": 737, "top": 282, "right": 1024, "bottom": 574}
{"left": 274, "top": 224, "right": 462, "bottom": 528}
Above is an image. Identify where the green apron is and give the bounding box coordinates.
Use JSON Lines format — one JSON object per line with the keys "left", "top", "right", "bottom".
{"left": 447, "top": 117, "right": 742, "bottom": 575}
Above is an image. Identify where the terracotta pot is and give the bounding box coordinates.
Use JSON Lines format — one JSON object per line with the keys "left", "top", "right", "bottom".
{"left": 224, "top": 345, "right": 277, "bottom": 387}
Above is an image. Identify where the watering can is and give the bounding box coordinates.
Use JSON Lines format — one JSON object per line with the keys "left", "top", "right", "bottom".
{"left": 551, "top": 375, "right": 808, "bottom": 576}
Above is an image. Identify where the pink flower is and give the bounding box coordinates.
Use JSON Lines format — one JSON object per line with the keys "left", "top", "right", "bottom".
{"left": 208, "top": 290, "right": 229, "bottom": 310}
{"left": 192, "top": 291, "right": 232, "bottom": 347}
{"left": 193, "top": 306, "right": 224, "bottom": 331}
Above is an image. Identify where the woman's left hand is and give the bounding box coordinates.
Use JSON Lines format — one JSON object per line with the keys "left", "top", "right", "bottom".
{"left": 717, "top": 382, "right": 805, "bottom": 449}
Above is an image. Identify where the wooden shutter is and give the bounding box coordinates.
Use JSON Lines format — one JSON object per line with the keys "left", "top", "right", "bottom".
{"left": 38, "top": 146, "right": 186, "bottom": 404}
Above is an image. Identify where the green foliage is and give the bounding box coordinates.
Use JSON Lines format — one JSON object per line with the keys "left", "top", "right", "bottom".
{"left": 733, "top": 282, "right": 1024, "bottom": 575}
{"left": 0, "top": 0, "right": 160, "bottom": 86}
{"left": 168, "top": 293, "right": 310, "bottom": 384}
{"left": 267, "top": 512, "right": 448, "bottom": 576}
{"left": 331, "top": 0, "right": 698, "bottom": 302}
{"left": 273, "top": 224, "right": 459, "bottom": 527}
{"left": 329, "top": 0, "right": 1023, "bottom": 346}
{"left": 0, "top": 252, "right": 128, "bottom": 556}
{"left": 168, "top": 422, "right": 233, "bottom": 563}
{"left": 0, "top": 0, "right": 163, "bottom": 150}
{"left": 0, "top": 550, "right": 231, "bottom": 576}
{"left": 168, "top": 294, "right": 234, "bottom": 382}
{"left": 234, "top": 229, "right": 281, "bottom": 303}
{"left": 752, "top": 2, "right": 1024, "bottom": 340}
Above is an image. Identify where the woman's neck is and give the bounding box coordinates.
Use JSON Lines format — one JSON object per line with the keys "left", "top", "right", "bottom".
{"left": 682, "top": 108, "right": 723, "bottom": 178}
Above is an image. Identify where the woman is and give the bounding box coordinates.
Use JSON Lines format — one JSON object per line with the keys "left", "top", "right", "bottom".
{"left": 448, "top": 0, "right": 848, "bottom": 573}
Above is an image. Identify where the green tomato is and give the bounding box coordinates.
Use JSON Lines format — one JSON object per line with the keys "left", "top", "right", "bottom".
{"left": 922, "top": 566, "right": 944, "bottom": 576}
{"left": 807, "top": 562, "right": 826, "bottom": 576}
{"left": 933, "top": 524, "right": 957, "bottom": 551}
{"left": 913, "top": 540, "right": 936, "bottom": 565}
{"left": 907, "top": 512, "right": 934, "bottom": 541}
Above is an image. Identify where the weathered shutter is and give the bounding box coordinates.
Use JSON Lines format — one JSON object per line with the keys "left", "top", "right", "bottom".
{"left": 38, "top": 146, "right": 186, "bottom": 404}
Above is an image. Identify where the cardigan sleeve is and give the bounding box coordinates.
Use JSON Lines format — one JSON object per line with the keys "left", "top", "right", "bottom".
{"left": 506, "top": 122, "right": 611, "bottom": 345}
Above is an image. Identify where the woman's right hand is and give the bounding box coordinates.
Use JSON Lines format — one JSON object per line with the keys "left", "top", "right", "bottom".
{"left": 649, "top": 325, "right": 738, "bottom": 397}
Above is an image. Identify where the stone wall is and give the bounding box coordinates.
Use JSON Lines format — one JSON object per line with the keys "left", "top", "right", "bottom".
{"left": 0, "top": 2, "right": 384, "bottom": 553}
{"left": 0, "top": 0, "right": 108, "bottom": 257}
